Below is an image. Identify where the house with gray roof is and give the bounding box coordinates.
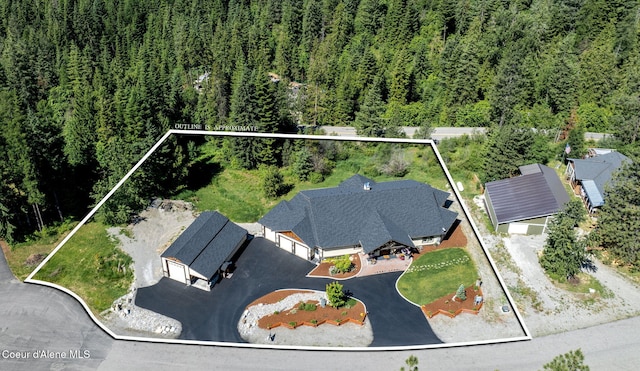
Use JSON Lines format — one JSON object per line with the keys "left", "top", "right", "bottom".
{"left": 484, "top": 164, "right": 570, "bottom": 234}
{"left": 258, "top": 175, "right": 458, "bottom": 262}
{"left": 565, "top": 151, "right": 631, "bottom": 213}
{"left": 161, "top": 211, "right": 247, "bottom": 290}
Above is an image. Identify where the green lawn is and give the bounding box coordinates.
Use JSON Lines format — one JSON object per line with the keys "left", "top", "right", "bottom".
{"left": 32, "top": 222, "right": 133, "bottom": 314}
{"left": 397, "top": 248, "right": 478, "bottom": 306}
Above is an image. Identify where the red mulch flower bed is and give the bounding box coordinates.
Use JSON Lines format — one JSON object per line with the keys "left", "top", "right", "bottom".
{"left": 307, "top": 254, "right": 361, "bottom": 279}
{"left": 421, "top": 286, "right": 483, "bottom": 318}
{"left": 250, "top": 290, "right": 367, "bottom": 329}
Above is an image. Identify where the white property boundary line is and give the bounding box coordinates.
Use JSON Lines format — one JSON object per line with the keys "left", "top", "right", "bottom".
{"left": 25, "top": 130, "right": 531, "bottom": 351}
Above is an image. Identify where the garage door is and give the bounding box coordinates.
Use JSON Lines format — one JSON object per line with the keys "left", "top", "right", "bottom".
{"left": 294, "top": 243, "right": 308, "bottom": 260}
{"left": 508, "top": 223, "right": 529, "bottom": 234}
{"left": 279, "top": 235, "right": 293, "bottom": 252}
{"left": 167, "top": 260, "right": 187, "bottom": 283}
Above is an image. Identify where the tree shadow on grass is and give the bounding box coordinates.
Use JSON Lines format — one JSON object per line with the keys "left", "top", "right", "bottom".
{"left": 185, "top": 161, "right": 222, "bottom": 190}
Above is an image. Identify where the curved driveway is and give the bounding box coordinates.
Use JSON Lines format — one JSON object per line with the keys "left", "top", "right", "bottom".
{"left": 136, "top": 237, "right": 440, "bottom": 346}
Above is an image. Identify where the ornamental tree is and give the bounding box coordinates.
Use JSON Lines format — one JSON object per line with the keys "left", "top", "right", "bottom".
{"left": 455, "top": 283, "right": 467, "bottom": 301}
{"left": 326, "top": 281, "right": 347, "bottom": 308}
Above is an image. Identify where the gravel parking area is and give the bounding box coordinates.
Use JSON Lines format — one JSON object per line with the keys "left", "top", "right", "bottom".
{"left": 103, "top": 200, "right": 196, "bottom": 337}
{"left": 472, "top": 195, "right": 640, "bottom": 337}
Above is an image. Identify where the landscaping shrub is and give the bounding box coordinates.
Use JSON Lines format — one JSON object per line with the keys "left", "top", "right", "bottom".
{"left": 298, "top": 302, "right": 317, "bottom": 311}
{"left": 333, "top": 254, "right": 353, "bottom": 273}
{"left": 344, "top": 298, "right": 357, "bottom": 309}
{"left": 326, "top": 281, "right": 347, "bottom": 308}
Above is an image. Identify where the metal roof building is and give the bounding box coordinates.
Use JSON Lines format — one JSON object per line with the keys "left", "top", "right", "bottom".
{"left": 484, "top": 164, "right": 570, "bottom": 234}
{"left": 259, "top": 175, "right": 458, "bottom": 262}
{"left": 161, "top": 211, "right": 247, "bottom": 290}
{"left": 565, "top": 151, "right": 631, "bottom": 213}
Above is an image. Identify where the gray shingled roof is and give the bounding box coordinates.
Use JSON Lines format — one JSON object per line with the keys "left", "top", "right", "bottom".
{"left": 162, "top": 211, "right": 247, "bottom": 280}
{"left": 259, "top": 175, "right": 458, "bottom": 253}
{"left": 485, "top": 164, "right": 570, "bottom": 225}
{"left": 569, "top": 152, "right": 631, "bottom": 203}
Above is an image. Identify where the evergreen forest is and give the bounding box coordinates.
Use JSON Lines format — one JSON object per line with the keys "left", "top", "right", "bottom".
{"left": 1, "top": 0, "right": 639, "bottom": 244}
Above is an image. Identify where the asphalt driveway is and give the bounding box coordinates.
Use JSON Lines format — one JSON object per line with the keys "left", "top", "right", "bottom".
{"left": 136, "top": 237, "right": 441, "bottom": 346}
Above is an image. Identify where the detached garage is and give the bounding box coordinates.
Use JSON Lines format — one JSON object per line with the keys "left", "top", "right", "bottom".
{"left": 484, "top": 164, "right": 570, "bottom": 235}
{"left": 161, "top": 211, "right": 247, "bottom": 291}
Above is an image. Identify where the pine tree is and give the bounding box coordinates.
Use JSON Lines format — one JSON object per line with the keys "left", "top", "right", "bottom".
{"left": 578, "top": 23, "right": 618, "bottom": 106}
{"left": 262, "top": 166, "right": 288, "bottom": 199}
{"left": 326, "top": 281, "right": 346, "bottom": 308}
{"left": 596, "top": 161, "right": 640, "bottom": 267}
{"left": 566, "top": 120, "right": 587, "bottom": 159}
{"left": 540, "top": 211, "right": 588, "bottom": 280}
{"left": 482, "top": 125, "right": 535, "bottom": 182}
{"left": 354, "top": 76, "right": 386, "bottom": 137}
{"left": 455, "top": 283, "right": 467, "bottom": 301}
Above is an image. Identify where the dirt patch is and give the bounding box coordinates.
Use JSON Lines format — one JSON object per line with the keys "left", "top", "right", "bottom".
{"left": 251, "top": 290, "right": 367, "bottom": 329}
{"left": 307, "top": 254, "right": 361, "bottom": 279}
{"left": 24, "top": 253, "right": 45, "bottom": 267}
{"left": 422, "top": 286, "right": 483, "bottom": 318}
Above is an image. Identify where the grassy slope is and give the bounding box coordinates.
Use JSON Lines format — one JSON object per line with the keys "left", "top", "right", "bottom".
{"left": 32, "top": 222, "right": 133, "bottom": 313}
{"left": 3, "top": 221, "right": 77, "bottom": 280}
{"left": 177, "top": 142, "right": 450, "bottom": 222}
{"left": 397, "top": 248, "right": 478, "bottom": 306}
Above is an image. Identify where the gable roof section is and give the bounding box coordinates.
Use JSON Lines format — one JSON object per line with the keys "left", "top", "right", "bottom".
{"left": 357, "top": 211, "right": 415, "bottom": 253}
{"left": 569, "top": 152, "right": 631, "bottom": 203}
{"left": 189, "top": 221, "right": 247, "bottom": 280}
{"left": 162, "top": 211, "right": 247, "bottom": 280}
{"left": 259, "top": 175, "right": 458, "bottom": 252}
{"left": 485, "top": 164, "right": 570, "bottom": 225}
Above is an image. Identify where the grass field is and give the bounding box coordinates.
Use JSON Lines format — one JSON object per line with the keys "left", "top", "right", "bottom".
{"left": 177, "top": 140, "right": 452, "bottom": 222}
{"left": 32, "top": 222, "right": 133, "bottom": 313}
{"left": 176, "top": 168, "right": 278, "bottom": 222}
{"left": 2, "top": 221, "right": 77, "bottom": 281}
{"left": 397, "top": 248, "right": 478, "bottom": 306}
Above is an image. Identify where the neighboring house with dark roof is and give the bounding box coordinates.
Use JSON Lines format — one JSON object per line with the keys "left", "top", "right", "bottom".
{"left": 161, "top": 211, "right": 247, "bottom": 291}
{"left": 258, "top": 175, "right": 458, "bottom": 262}
{"left": 484, "top": 164, "right": 570, "bottom": 234}
{"left": 565, "top": 151, "right": 631, "bottom": 213}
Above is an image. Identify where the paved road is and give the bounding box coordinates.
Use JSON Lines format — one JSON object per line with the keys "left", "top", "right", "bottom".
{"left": 319, "top": 126, "right": 486, "bottom": 140}
{"left": 319, "top": 126, "right": 608, "bottom": 142}
{"left": 0, "top": 247, "right": 113, "bottom": 371}
{"left": 1, "top": 245, "right": 640, "bottom": 369}
{"left": 136, "top": 237, "right": 440, "bottom": 346}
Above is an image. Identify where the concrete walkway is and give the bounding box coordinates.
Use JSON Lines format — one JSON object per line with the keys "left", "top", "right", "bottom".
{"left": 357, "top": 253, "right": 413, "bottom": 277}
